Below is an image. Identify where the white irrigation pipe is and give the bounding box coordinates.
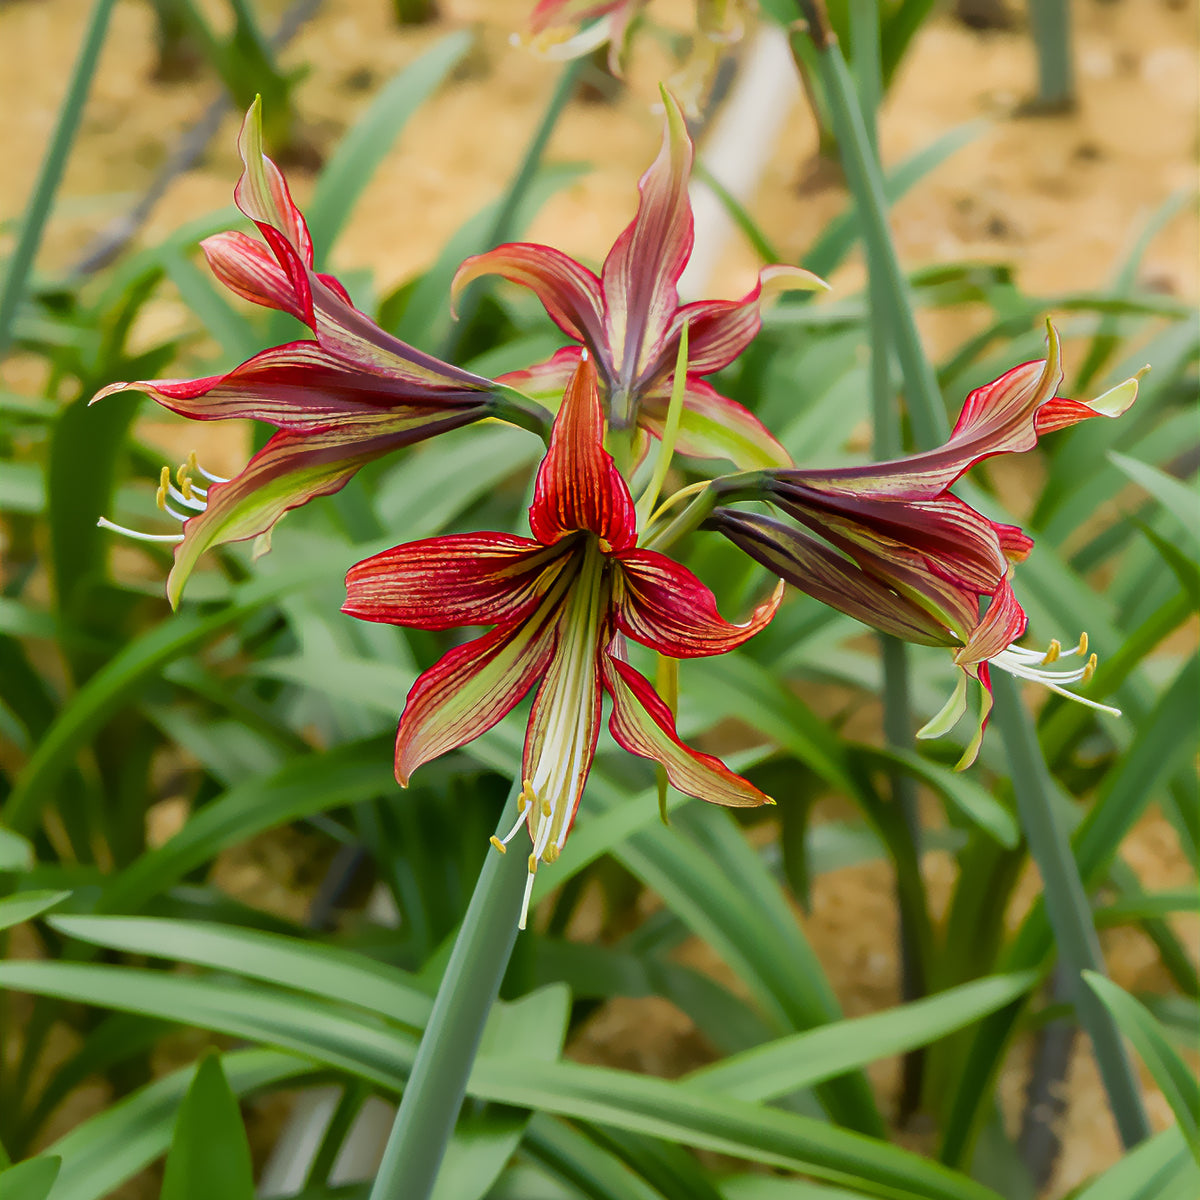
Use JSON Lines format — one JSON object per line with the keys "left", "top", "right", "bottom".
{"left": 258, "top": 24, "right": 800, "bottom": 1193}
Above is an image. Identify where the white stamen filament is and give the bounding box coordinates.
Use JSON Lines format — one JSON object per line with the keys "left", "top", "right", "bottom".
{"left": 97, "top": 453, "right": 221, "bottom": 547}
{"left": 164, "top": 480, "right": 206, "bottom": 511}
{"left": 990, "top": 638, "right": 1120, "bottom": 717}
{"left": 96, "top": 516, "right": 184, "bottom": 544}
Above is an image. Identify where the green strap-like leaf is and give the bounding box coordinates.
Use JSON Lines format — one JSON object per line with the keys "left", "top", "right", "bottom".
{"left": 305, "top": 33, "right": 472, "bottom": 265}
{"left": 0, "top": 890, "right": 71, "bottom": 933}
{"left": 44, "top": 1051, "right": 308, "bottom": 1200}
{"left": 0, "top": 1157, "right": 61, "bottom": 1200}
{"left": 160, "top": 1053, "right": 255, "bottom": 1200}
{"left": 687, "top": 971, "right": 1039, "bottom": 1102}
{"left": 1083, "top": 973, "right": 1200, "bottom": 1164}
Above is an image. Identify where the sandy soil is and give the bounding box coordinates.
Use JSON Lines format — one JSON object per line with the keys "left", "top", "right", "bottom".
{"left": 2, "top": 0, "right": 1197, "bottom": 1195}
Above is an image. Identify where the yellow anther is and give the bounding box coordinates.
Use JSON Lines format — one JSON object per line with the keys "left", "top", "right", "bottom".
{"left": 527, "top": 854, "right": 538, "bottom": 875}
{"left": 517, "top": 792, "right": 528, "bottom": 813}
{"left": 1078, "top": 632, "right": 1088, "bottom": 656}
{"left": 489, "top": 835, "right": 506, "bottom": 854}
{"left": 541, "top": 798, "right": 552, "bottom": 818}
{"left": 178, "top": 472, "right": 194, "bottom": 501}
{"left": 156, "top": 466, "right": 170, "bottom": 510}
{"left": 543, "top": 844, "right": 560, "bottom": 864}
{"left": 1041, "top": 640, "right": 1061, "bottom": 665}
{"left": 1082, "top": 653, "right": 1098, "bottom": 684}
{"left": 598, "top": 537, "right": 613, "bottom": 554}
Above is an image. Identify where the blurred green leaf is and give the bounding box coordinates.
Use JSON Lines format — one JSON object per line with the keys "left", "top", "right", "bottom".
{"left": 0, "top": 890, "right": 71, "bottom": 932}
{"left": 1084, "top": 973, "right": 1200, "bottom": 1163}
{"left": 51, "top": 915, "right": 432, "bottom": 1030}
{"left": 1109, "top": 451, "right": 1199, "bottom": 550}
{"left": 0, "top": 463, "right": 45, "bottom": 514}
{"left": 160, "top": 1053, "right": 255, "bottom": 1200}
{"left": 0, "top": 826, "right": 35, "bottom": 871}
{"left": 689, "top": 971, "right": 1038, "bottom": 1102}
{"left": 44, "top": 1051, "right": 308, "bottom": 1200}
{"left": 849, "top": 744, "right": 1018, "bottom": 847}
{"left": 2, "top": 567, "right": 319, "bottom": 836}
{"left": 96, "top": 736, "right": 395, "bottom": 912}
{"left": 0, "top": 1157, "right": 60, "bottom": 1200}
{"left": 1073, "top": 1127, "right": 1198, "bottom": 1200}
{"left": 307, "top": 33, "right": 473, "bottom": 265}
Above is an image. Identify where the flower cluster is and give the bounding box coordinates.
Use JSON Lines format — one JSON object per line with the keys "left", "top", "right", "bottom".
{"left": 519, "top": 2, "right": 749, "bottom": 114}
{"left": 95, "top": 91, "right": 1139, "bottom": 923}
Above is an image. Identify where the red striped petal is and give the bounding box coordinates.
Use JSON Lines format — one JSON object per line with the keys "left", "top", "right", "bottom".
{"left": 452, "top": 244, "right": 608, "bottom": 359}
{"left": 528, "top": 354, "right": 636, "bottom": 549}
{"left": 769, "top": 482, "right": 1012, "bottom": 596}
{"left": 603, "top": 654, "right": 769, "bottom": 808}
{"left": 496, "top": 346, "right": 583, "bottom": 406}
{"left": 796, "top": 325, "right": 1139, "bottom": 500}
{"left": 163, "top": 414, "right": 484, "bottom": 607}
{"left": 343, "top": 534, "right": 563, "bottom": 630}
{"left": 663, "top": 265, "right": 827, "bottom": 377}
{"left": 395, "top": 614, "right": 559, "bottom": 785}
{"left": 308, "top": 273, "right": 490, "bottom": 391}
{"left": 202, "top": 231, "right": 308, "bottom": 322}
{"left": 234, "top": 99, "right": 314, "bottom": 268}
{"left": 90, "top": 342, "right": 492, "bottom": 428}
{"left": 708, "top": 508, "right": 965, "bottom": 647}
{"left": 601, "top": 88, "right": 694, "bottom": 389}
{"left": 956, "top": 572, "right": 1027, "bottom": 670}
{"left": 613, "top": 549, "right": 781, "bottom": 656}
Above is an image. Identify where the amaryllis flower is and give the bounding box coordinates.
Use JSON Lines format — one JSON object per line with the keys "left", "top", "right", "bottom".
{"left": 523, "top": 1, "right": 642, "bottom": 69}
{"left": 709, "top": 324, "right": 1139, "bottom": 766}
{"left": 93, "top": 99, "right": 535, "bottom": 607}
{"left": 343, "top": 354, "right": 781, "bottom": 926}
{"left": 452, "top": 88, "right": 824, "bottom": 472}
{"left": 522, "top": 2, "right": 746, "bottom": 113}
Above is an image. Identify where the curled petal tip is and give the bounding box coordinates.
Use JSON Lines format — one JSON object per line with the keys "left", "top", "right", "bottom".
{"left": 761, "top": 264, "right": 830, "bottom": 294}
{"left": 88, "top": 381, "right": 129, "bottom": 406}
{"left": 1090, "top": 374, "right": 1141, "bottom": 418}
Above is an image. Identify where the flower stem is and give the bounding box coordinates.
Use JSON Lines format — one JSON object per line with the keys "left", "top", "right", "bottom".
{"left": 368, "top": 786, "right": 528, "bottom": 1200}
{"left": 0, "top": 0, "right": 118, "bottom": 361}
{"left": 851, "top": 0, "right": 928, "bottom": 1120}
{"left": 1027, "top": 0, "right": 1075, "bottom": 112}
{"left": 990, "top": 673, "right": 1150, "bottom": 1148}
{"left": 642, "top": 470, "right": 765, "bottom": 553}
{"left": 794, "top": 0, "right": 1149, "bottom": 1153}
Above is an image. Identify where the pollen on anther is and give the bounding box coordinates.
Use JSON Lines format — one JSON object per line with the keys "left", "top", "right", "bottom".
{"left": 543, "top": 844, "right": 560, "bottom": 864}
{"left": 1041, "top": 640, "right": 1061, "bottom": 665}
{"left": 527, "top": 853, "right": 538, "bottom": 874}
{"left": 156, "top": 466, "right": 171, "bottom": 510}
{"left": 1083, "top": 653, "right": 1098, "bottom": 683}
{"left": 1078, "top": 632, "right": 1089, "bottom": 656}
{"left": 541, "top": 798, "right": 552, "bottom": 818}
{"left": 489, "top": 835, "right": 507, "bottom": 854}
